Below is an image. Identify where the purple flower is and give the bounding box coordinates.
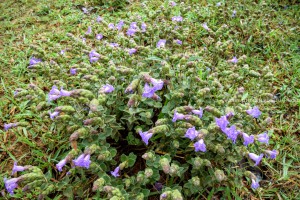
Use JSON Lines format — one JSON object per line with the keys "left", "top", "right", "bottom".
{"left": 230, "top": 56, "right": 238, "bottom": 64}
{"left": 257, "top": 132, "right": 269, "bottom": 144}
{"left": 226, "top": 112, "right": 234, "bottom": 120}
{"left": 223, "top": 125, "right": 239, "bottom": 143}
{"left": 111, "top": 166, "right": 120, "bottom": 177}
{"left": 60, "top": 87, "right": 72, "bottom": 97}
{"left": 251, "top": 179, "right": 260, "bottom": 189}
{"left": 172, "top": 110, "right": 185, "bottom": 122}
{"left": 130, "top": 22, "right": 138, "bottom": 29}
{"left": 82, "top": 7, "right": 88, "bottom": 14}
{"left": 49, "top": 111, "right": 60, "bottom": 120}
{"left": 89, "top": 50, "right": 100, "bottom": 58}
{"left": 170, "top": 1, "right": 176, "bottom": 6}
{"left": 232, "top": 10, "right": 237, "bottom": 17}
{"left": 192, "top": 108, "right": 203, "bottom": 118}
{"left": 185, "top": 127, "right": 198, "bottom": 140}
{"left": 4, "top": 177, "right": 20, "bottom": 195}
{"left": 141, "top": 23, "right": 147, "bottom": 32}
{"left": 246, "top": 106, "right": 261, "bottom": 118}
{"left": 73, "top": 154, "right": 91, "bottom": 169}
{"left": 202, "top": 23, "right": 209, "bottom": 30}
{"left": 216, "top": 2, "right": 221, "bottom": 6}
{"left": 142, "top": 83, "right": 156, "bottom": 98}
{"left": 194, "top": 139, "right": 206, "bottom": 152}
{"left": 101, "top": 84, "right": 114, "bottom": 93}
{"left": 48, "top": 85, "right": 61, "bottom": 101}
{"left": 70, "top": 68, "right": 77, "bottom": 75}
{"left": 175, "top": 39, "right": 182, "bottom": 45}
{"left": 249, "top": 153, "right": 264, "bottom": 166}
{"left": 242, "top": 132, "right": 254, "bottom": 146}
{"left": 11, "top": 162, "right": 26, "bottom": 175}
{"left": 29, "top": 57, "right": 42, "bottom": 66}
{"left": 116, "top": 20, "right": 124, "bottom": 31}
{"left": 96, "top": 16, "right": 103, "bottom": 23}
{"left": 139, "top": 130, "right": 153, "bottom": 145}
{"left": 126, "top": 28, "right": 137, "bottom": 36}
{"left": 150, "top": 78, "right": 164, "bottom": 91}
{"left": 86, "top": 26, "right": 92, "bottom": 35}
{"left": 154, "top": 182, "right": 163, "bottom": 191}
{"left": 90, "top": 57, "right": 99, "bottom": 63}
{"left": 156, "top": 39, "right": 166, "bottom": 48}
{"left": 172, "top": 16, "right": 183, "bottom": 22}
{"left": 161, "top": 193, "right": 168, "bottom": 199}
{"left": 56, "top": 158, "right": 67, "bottom": 172}
{"left": 82, "top": 37, "right": 86, "bottom": 43}
{"left": 264, "top": 150, "right": 278, "bottom": 159}
{"left": 215, "top": 116, "right": 229, "bottom": 131}
{"left": 108, "top": 23, "right": 115, "bottom": 29}
{"left": 60, "top": 49, "right": 65, "bottom": 55}
{"left": 109, "top": 43, "right": 119, "bottom": 48}
{"left": 4, "top": 123, "right": 18, "bottom": 131}
{"left": 96, "top": 34, "right": 103, "bottom": 40}
{"left": 128, "top": 48, "right": 137, "bottom": 55}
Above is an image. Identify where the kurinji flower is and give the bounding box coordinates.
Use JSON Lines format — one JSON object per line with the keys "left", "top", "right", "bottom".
{"left": 126, "top": 28, "right": 137, "bottom": 36}
{"left": 230, "top": 56, "right": 238, "bottom": 64}
{"left": 215, "top": 116, "right": 229, "bottom": 131}
{"left": 90, "top": 57, "right": 99, "bottom": 63}
{"left": 56, "top": 158, "right": 67, "bottom": 172}
{"left": 194, "top": 139, "right": 206, "bottom": 152}
{"left": 48, "top": 85, "right": 61, "bottom": 101}
{"left": 49, "top": 111, "right": 60, "bottom": 120}
{"left": 82, "top": 37, "right": 86, "bottom": 43}
{"left": 89, "top": 50, "right": 100, "bottom": 58}
{"left": 226, "top": 112, "right": 234, "bottom": 119}
{"left": 156, "top": 39, "right": 166, "bottom": 48}
{"left": 130, "top": 22, "right": 138, "bottom": 29}
{"left": 202, "top": 23, "right": 209, "bottom": 30}
{"left": 185, "top": 127, "right": 198, "bottom": 140}
{"left": 11, "top": 162, "right": 26, "bottom": 175}
{"left": 216, "top": 2, "right": 221, "bottom": 6}
{"left": 172, "top": 16, "right": 183, "bottom": 22}
{"left": 170, "top": 1, "right": 176, "bottom": 6}
{"left": 192, "top": 108, "right": 203, "bottom": 118}
{"left": 175, "top": 39, "right": 182, "bottom": 45}
{"left": 70, "top": 68, "right": 77, "bottom": 75}
{"left": 86, "top": 26, "right": 92, "bottom": 34}
{"left": 141, "top": 22, "right": 147, "bottom": 32}
{"left": 60, "top": 49, "right": 65, "bottom": 55}
{"left": 109, "top": 43, "right": 119, "bottom": 47}
{"left": 116, "top": 20, "right": 124, "bottom": 31}
{"left": 96, "top": 16, "right": 103, "bottom": 23}
{"left": 251, "top": 179, "right": 260, "bottom": 189}
{"left": 101, "top": 84, "right": 114, "bottom": 93}
{"left": 154, "top": 182, "right": 163, "bottom": 191}
{"left": 108, "top": 23, "right": 115, "bottom": 29}
{"left": 111, "top": 166, "right": 120, "bottom": 177}
{"left": 82, "top": 7, "right": 88, "bottom": 14}
{"left": 73, "top": 154, "right": 91, "bottom": 169}
{"left": 246, "top": 106, "right": 261, "bottom": 118}
{"left": 139, "top": 130, "right": 153, "bottom": 145}
{"left": 28, "top": 57, "right": 42, "bottom": 68}
{"left": 242, "top": 132, "right": 254, "bottom": 146}
{"left": 223, "top": 125, "right": 239, "bottom": 143}
{"left": 172, "top": 110, "right": 185, "bottom": 122}
{"left": 249, "top": 153, "right": 264, "bottom": 166}
{"left": 128, "top": 48, "right": 137, "bottom": 55}
{"left": 4, "top": 177, "right": 20, "bottom": 195}
{"left": 142, "top": 83, "right": 156, "bottom": 98}
{"left": 4, "top": 123, "right": 18, "bottom": 131}
{"left": 150, "top": 78, "right": 164, "bottom": 91}
{"left": 264, "top": 150, "right": 278, "bottom": 159}
{"left": 257, "top": 132, "right": 269, "bottom": 144}
{"left": 96, "top": 34, "right": 103, "bottom": 40}
{"left": 60, "top": 87, "right": 72, "bottom": 97}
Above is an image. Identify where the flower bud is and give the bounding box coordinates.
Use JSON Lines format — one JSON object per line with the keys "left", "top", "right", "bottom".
{"left": 93, "top": 178, "right": 105, "bottom": 191}
{"left": 159, "top": 158, "right": 170, "bottom": 174}
{"left": 249, "top": 70, "right": 261, "bottom": 77}
{"left": 191, "top": 176, "right": 200, "bottom": 186}
{"left": 89, "top": 99, "right": 99, "bottom": 112}
{"left": 169, "top": 163, "right": 180, "bottom": 177}
{"left": 214, "top": 169, "right": 227, "bottom": 182}
{"left": 145, "top": 168, "right": 153, "bottom": 178}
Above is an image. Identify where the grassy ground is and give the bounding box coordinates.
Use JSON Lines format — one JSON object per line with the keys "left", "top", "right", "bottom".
{"left": 0, "top": 0, "right": 299, "bottom": 199}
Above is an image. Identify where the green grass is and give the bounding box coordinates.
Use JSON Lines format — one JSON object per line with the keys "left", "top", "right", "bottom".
{"left": 0, "top": 0, "right": 299, "bottom": 199}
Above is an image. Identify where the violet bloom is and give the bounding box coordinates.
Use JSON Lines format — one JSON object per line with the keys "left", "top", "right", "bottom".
{"left": 29, "top": 57, "right": 42, "bottom": 66}
{"left": 128, "top": 48, "right": 137, "bottom": 55}
{"left": 246, "top": 106, "right": 261, "bottom": 118}
{"left": 56, "top": 158, "right": 67, "bottom": 172}
{"left": 251, "top": 179, "right": 260, "bottom": 189}
{"left": 109, "top": 43, "right": 119, "bottom": 48}
{"left": 4, "top": 123, "right": 18, "bottom": 131}
{"left": 257, "top": 132, "right": 269, "bottom": 144}
{"left": 223, "top": 125, "right": 239, "bottom": 143}
{"left": 139, "top": 130, "right": 153, "bottom": 145}
{"left": 49, "top": 111, "right": 60, "bottom": 120}
{"left": 264, "top": 150, "right": 278, "bottom": 159}
{"left": 150, "top": 78, "right": 164, "bottom": 91}
{"left": 82, "top": 7, "right": 88, "bottom": 14}
{"left": 202, "top": 23, "right": 209, "bottom": 30}
{"left": 192, "top": 108, "right": 203, "bottom": 118}
{"left": 216, "top": 2, "right": 221, "bottom": 6}
{"left": 172, "top": 16, "right": 183, "bottom": 22}
{"left": 230, "top": 56, "right": 238, "bottom": 64}
{"left": 86, "top": 26, "right": 92, "bottom": 35}
{"left": 232, "top": 10, "right": 237, "bottom": 17}
{"left": 96, "top": 16, "right": 103, "bottom": 23}
{"left": 154, "top": 182, "right": 163, "bottom": 191}
{"left": 141, "top": 23, "right": 147, "bottom": 32}
{"left": 108, "top": 23, "right": 115, "bottom": 29}
{"left": 116, "top": 20, "right": 124, "bottom": 31}
{"left": 60, "top": 87, "right": 72, "bottom": 97}
{"left": 172, "top": 110, "right": 185, "bottom": 122}
{"left": 194, "top": 139, "right": 206, "bottom": 152}
{"left": 156, "top": 39, "right": 166, "bottom": 48}
{"left": 170, "top": 1, "right": 176, "bottom": 6}
{"left": 48, "top": 85, "right": 61, "bottom": 101}
{"left": 102, "top": 84, "right": 114, "bottom": 93}
{"left": 70, "top": 68, "right": 77, "bottom": 75}
{"left": 89, "top": 50, "right": 100, "bottom": 63}
{"left": 82, "top": 37, "right": 86, "bottom": 43}
{"left": 96, "top": 34, "right": 103, "bottom": 40}
{"left": 249, "top": 153, "right": 264, "bottom": 166}
{"left": 226, "top": 112, "right": 234, "bottom": 120}
{"left": 90, "top": 57, "right": 99, "bottom": 63}
{"left": 111, "top": 166, "right": 120, "bottom": 177}
{"left": 175, "top": 39, "right": 182, "bottom": 45}
{"left": 73, "top": 154, "right": 91, "bottom": 169}
{"left": 4, "top": 177, "right": 20, "bottom": 195}
{"left": 130, "top": 22, "right": 138, "bottom": 29}
{"left": 215, "top": 116, "right": 229, "bottom": 131}
{"left": 60, "top": 49, "right": 65, "bottom": 55}
{"left": 185, "top": 127, "right": 198, "bottom": 140}
{"left": 126, "top": 28, "right": 136, "bottom": 36}
{"left": 242, "top": 132, "right": 254, "bottom": 146}
{"left": 11, "top": 162, "right": 26, "bottom": 175}
{"left": 142, "top": 83, "right": 156, "bottom": 98}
